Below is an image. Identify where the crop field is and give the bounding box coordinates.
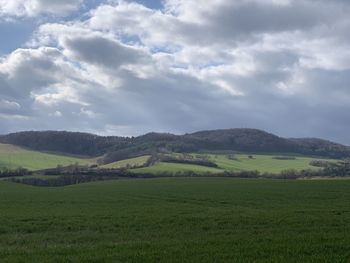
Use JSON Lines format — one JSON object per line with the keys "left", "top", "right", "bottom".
{"left": 0, "top": 144, "right": 95, "bottom": 170}
{"left": 1, "top": 177, "right": 350, "bottom": 262}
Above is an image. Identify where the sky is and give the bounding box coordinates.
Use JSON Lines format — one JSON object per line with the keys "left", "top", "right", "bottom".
{"left": 1, "top": 0, "right": 350, "bottom": 144}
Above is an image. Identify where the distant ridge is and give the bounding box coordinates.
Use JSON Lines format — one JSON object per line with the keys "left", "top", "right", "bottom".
{"left": 1, "top": 129, "right": 349, "bottom": 163}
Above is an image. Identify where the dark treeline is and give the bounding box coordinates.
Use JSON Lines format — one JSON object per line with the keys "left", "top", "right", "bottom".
{"left": 2, "top": 129, "right": 350, "bottom": 163}
{"left": 0, "top": 131, "right": 129, "bottom": 157}
{"left": 8, "top": 172, "right": 155, "bottom": 187}
{"left": 272, "top": 156, "right": 296, "bottom": 160}
{"left": 323, "top": 160, "right": 350, "bottom": 177}
{"left": 4, "top": 169, "right": 320, "bottom": 187}
{"left": 309, "top": 159, "right": 332, "bottom": 168}
{"left": 8, "top": 160, "right": 350, "bottom": 187}
{"left": 0, "top": 167, "right": 31, "bottom": 178}
{"left": 42, "top": 161, "right": 149, "bottom": 176}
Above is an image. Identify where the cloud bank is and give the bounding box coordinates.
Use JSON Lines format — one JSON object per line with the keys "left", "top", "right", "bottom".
{"left": 1, "top": 0, "right": 350, "bottom": 143}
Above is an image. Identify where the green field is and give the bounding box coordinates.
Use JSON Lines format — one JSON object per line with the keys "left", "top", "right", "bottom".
{"left": 101, "top": 155, "right": 151, "bottom": 169}
{"left": 0, "top": 142, "right": 338, "bottom": 174}
{"left": 209, "top": 153, "right": 330, "bottom": 173}
{"left": 133, "top": 153, "right": 336, "bottom": 174}
{"left": 0, "top": 144, "right": 95, "bottom": 170}
{"left": 133, "top": 162, "right": 223, "bottom": 174}
{"left": 1, "top": 178, "right": 350, "bottom": 262}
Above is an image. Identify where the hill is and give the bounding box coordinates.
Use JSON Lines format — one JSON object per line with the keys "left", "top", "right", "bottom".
{"left": 0, "top": 131, "right": 127, "bottom": 157}
{"left": 104, "top": 129, "right": 350, "bottom": 162}
{"left": 289, "top": 137, "right": 350, "bottom": 158}
{"left": 1, "top": 129, "right": 349, "bottom": 164}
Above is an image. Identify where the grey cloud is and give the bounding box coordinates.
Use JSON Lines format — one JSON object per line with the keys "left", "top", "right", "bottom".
{"left": 90, "top": 1, "right": 350, "bottom": 48}
{"left": 204, "top": 1, "right": 333, "bottom": 34}
{"left": 2, "top": 0, "right": 350, "bottom": 145}
{"left": 62, "top": 35, "right": 146, "bottom": 68}
{"left": 180, "top": 1, "right": 350, "bottom": 47}
{"left": 0, "top": 48, "right": 62, "bottom": 98}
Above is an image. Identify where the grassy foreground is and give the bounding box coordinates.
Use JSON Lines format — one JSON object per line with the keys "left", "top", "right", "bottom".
{"left": 0, "top": 144, "right": 95, "bottom": 170}
{"left": 1, "top": 178, "right": 350, "bottom": 262}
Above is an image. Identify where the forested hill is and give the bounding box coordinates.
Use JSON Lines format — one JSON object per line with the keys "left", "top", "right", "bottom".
{"left": 0, "top": 129, "right": 349, "bottom": 161}
{"left": 0, "top": 131, "right": 128, "bottom": 157}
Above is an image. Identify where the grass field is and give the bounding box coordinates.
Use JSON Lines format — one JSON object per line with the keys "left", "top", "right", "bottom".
{"left": 1, "top": 178, "right": 350, "bottom": 262}
{"left": 101, "top": 155, "right": 151, "bottom": 169}
{"left": 208, "top": 153, "right": 330, "bottom": 173}
{"left": 133, "top": 162, "right": 223, "bottom": 174}
{"left": 133, "top": 153, "right": 336, "bottom": 174}
{"left": 0, "top": 144, "right": 95, "bottom": 170}
{"left": 0, "top": 143, "right": 339, "bottom": 175}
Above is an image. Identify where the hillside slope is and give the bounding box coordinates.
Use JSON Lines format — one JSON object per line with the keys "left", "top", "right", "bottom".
{"left": 0, "top": 131, "right": 128, "bottom": 157}
{"left": 289, "top": 138, "right": 350, "bottom": 158}
{"left": 0, "top": 143, "right": 95, "bottom": 170}
{"left": 1, "top": 129, "right": 349, "bottom": 163}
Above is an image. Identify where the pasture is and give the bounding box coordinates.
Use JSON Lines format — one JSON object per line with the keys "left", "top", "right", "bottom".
{"left": 101, "top": 155, "right": 151, "bottom": 169}
{"left": 132, "top": 153, "right": 335, "bottom": 174}
{"left": 208, "top": 153, "right": 327, "bottom": 173}
{"left": 1, "top": 178, "right": 350, "bottom": 262}
{"left": 0, "top": 143, "right": 95, "bottom": 170}
{"left": 0, "top": 143, "right": 337, "bottom": 175}
{"left": 133, "top": 161, "right": 223, "bottom": 174}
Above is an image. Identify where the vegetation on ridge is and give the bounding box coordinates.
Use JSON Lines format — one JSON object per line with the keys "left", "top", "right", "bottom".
{"left": 1, "top": 129, "right": 349, "bottom": 164}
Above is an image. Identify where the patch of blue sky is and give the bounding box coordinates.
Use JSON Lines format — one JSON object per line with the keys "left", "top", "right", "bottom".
{"left": 197, "top": 62, "right": 226, "bottom": 69}
{"left": 0, "top": 19, "right": 36, "bottom": 55}
{"left": 150, "top": 45, "right": 182, "bottom": 54}
{"left": 128, "top": 0, "right": 163, "bottom": 9}
{"left": 63, "top": 56, "right": 84, "bottom": 70}
{"left": 118, "top": 34, "right": 143, "bottom": 46}
{"left": 59, "top": 0, "right": 105, "bottom": 22}
{"left": 0, "top": 0, "right": 164, "bottom": 57}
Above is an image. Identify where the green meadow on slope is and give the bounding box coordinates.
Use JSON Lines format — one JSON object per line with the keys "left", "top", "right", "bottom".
{"left": 1, "top": 177, "right": 350, "bottom": 262}
{"left": 0, "top": 142, "right": 338, "bottom": 174}
{"left": 0, "top": 144, "right": 95, "bottom": 170}
{"left": 101, "top": 155, "right": 151, "bottom": 169}
{"left": 207, "top": 153, "right": 332, "bottom": 173}
{"left": 134, "top": 161, "right": 223, "bottom": 174}
{"left": 132, "top": 153, "right": 336, "bottom": 174}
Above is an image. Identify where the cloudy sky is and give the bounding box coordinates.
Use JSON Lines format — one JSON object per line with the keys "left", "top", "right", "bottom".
{"left": 1, "top": 0, "right": 350, "bottom": 143}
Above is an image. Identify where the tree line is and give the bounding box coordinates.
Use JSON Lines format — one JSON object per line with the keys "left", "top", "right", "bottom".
{"left": 0, "top": 167, "right": 31, "bottom": 178}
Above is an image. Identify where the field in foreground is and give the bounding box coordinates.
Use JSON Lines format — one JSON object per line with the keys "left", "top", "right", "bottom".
{"left": 0, "top": 143, "right": 95, "bottom": 170}
{"left": 1, "top": 178, "right": 350, "bottom": 262}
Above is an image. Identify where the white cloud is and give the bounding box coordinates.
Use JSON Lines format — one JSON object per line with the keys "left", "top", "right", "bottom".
{"left": 0, "top": 99, "right": 21, "bottom": 110}
{"left": 0, "top": 113, "right": 28, "bottom": 120}
{"left": 78, "top": 107, "right": 97, "bottom": 119}
{"left": 49, "top": 110, "right": 62, "bottom": 117}
{"left": 0, "top": 0, "right": 83, "bottom": 17}
{"left": 2, "top": 0, "right": 350, "bottom": 143}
